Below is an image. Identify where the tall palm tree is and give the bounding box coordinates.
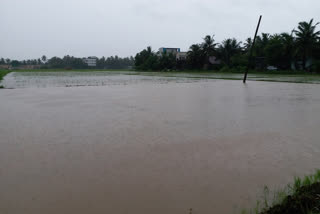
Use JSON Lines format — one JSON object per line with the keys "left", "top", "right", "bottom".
{"left": 147, "top": 46, "right": 152, "bottom": 54}
{"left": 243, "top": 38, "right": 253, "bottom": 52}
{"left": 280, "top": 32, "right": 296, "bottom": 69}
{"left": 187, "top": 44, "right": 204, "bottom": 69}
{"left": 254, "top": 33, "right": 270, "bottom": 57}
{"left": 293, "top": 19, "right": 320, "bottom": 69}
{"left": 41, "top": 55, "right": 47, "bottom": 63}
{"left": 201, "top": 35, "right": 218, "bottom": 67}
{"left": 218, "top": 38, "right": 242, "bottom": 66}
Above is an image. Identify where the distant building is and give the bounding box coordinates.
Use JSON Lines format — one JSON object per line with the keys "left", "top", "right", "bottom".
{"left": 0, "top": 65, "right": 10, "bottom": 69}
{"left": 176, "top": 52, "right": 187, "bottom": 61}
{"left": 159, "top": 48, "right": 188, "bottom": 61}
{"left": 83, "top": 56, "right": 98, "bottom": 67}
{"left": 159, "top": 47, "right": 181, "bottom": 55}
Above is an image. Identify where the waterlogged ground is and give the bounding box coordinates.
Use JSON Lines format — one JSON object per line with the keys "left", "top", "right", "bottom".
{"left": 1, "top": 73, "right": 320, "bottom": 214}
{"left": 1, "top": 71, "right": 206, "bottom": 88}
{"left": 1, "top": 71, "right": 320, "bottom": 88}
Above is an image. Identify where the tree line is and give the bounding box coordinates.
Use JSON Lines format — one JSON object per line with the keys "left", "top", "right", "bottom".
{"left": 135, "top": 19, "right": 320, "bottom": 72}
{"left": 0, "top": 55, "right": 134, "bottom": 69}
{"left": 1, "top": 19, "right": 319, "bottom": 72}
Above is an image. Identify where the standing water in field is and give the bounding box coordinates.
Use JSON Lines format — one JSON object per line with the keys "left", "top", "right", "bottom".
{"left": 2, "top": 71, "right": 320, "bottom": 88}
{"left": 0, "top": 77, "right": 320, "bottom": 214}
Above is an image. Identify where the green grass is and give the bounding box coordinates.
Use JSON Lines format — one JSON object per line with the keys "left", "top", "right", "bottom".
{"left": 0, "top": 70, "right": 11, "bottom": 88}
{"left": 242, "top": 170, "right": 320, "bottom": 214}
{"left": 1, "top": 68, "right": 133, "bottom": 72}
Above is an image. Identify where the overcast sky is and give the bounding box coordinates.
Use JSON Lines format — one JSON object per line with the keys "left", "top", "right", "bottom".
{"left": 1, "top": 0, "right": 320, "bottom": 60}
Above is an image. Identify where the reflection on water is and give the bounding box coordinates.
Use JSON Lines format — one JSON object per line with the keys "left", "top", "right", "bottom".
{"left": 0, "top": 79, "right": 320, "bottom": 214}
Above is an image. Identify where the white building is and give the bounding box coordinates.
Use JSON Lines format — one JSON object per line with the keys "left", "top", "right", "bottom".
{"left": 159, "top": 47, "right": 181, "bottom": 55}
{"left": 176, "top": 52, "right": 187, "bottom": 60}
{"left": 83, "top": 56, "right": 98, "bottom": 67}
{"left": 159, "top": 47, "right": 188, "bottom": 61}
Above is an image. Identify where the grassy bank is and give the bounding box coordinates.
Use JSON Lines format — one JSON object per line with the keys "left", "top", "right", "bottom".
{"left": 0, "top": 70, "right": 11, "bottom": 88}
{"left": 0, "top": 68, "right": 133, "bottom": 72}
{"left": 243, "top": 170, "right": 320, "bottom": 214}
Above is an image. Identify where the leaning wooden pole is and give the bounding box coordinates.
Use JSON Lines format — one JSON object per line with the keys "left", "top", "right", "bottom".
{"left": 243, "top": 15, "right": 262, "bottom": 83}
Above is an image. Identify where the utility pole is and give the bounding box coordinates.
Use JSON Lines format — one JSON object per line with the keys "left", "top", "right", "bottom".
{"left": 243, "top": 15, "right": 262, "bottom": 83}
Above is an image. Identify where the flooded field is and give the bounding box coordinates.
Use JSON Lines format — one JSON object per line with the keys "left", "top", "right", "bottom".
{"left": 1, "top": 74, "right": 320, "bottom": 214}
{"left": 2, "top": 71, "right": 320, "bottom": 89}
{"left": 1, "top": 72, "right": 206, "bottom": 88}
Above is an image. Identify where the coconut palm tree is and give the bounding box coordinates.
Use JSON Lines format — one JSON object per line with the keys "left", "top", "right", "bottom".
{"left": 187, "top": 44, "right": 204, "bottom": 69}
{"left": 41, "top": 55, "right": 47, "bottom": 63}
{"left": 202, "top": 35, "right": 217, "bottom": 55}
{"left": 201, "top": 35, "right": 218, "bottom": 68}
{"left": 254, "top": 33, "right": 270, "bottom": 57}
{"left": 293, "top": 19, "right": 320, "bottom": 70}
{"left": 243, "top": 38, "right": 253, "bottom": 52}
{"left": 280, "top": 32, "right": 296, "bottom": 69}
{"left": 218, "top": 38, "right": 242, "bottom": 66}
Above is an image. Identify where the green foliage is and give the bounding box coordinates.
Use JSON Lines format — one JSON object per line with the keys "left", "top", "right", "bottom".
{"left": 97, "top": 56, "right": 134, "bottom": 69}
{"left": 41, "top": 55, "right": 47, "bottom": 63}
{"left": 219, "top": 65, "right": 247, "bottom": 73}
{"left": 243, "top": 170, "right": 320, "bottom": 214}
{"left": 231, "top": 54, "right": 248, "bottom": 67}
{"left": 0, "top": 55, "right": 134, "bottom": 70}
{"left": 10, "top": 60, "right": 21, "bottom": 67}
{"left": 0, "top": 58, "right": 5, "bottom": 65}
{"left": 159, "top": 53, "right": 177, "bottom": 70}
{"left": 47, "top": 57, "right": 67, "bottom": 68}
{"left": 218, "top": 38, "right": 242, "bottom": 66}
{"left": 187, "top": 44, "right": 205, "bottom": 69}
{"left": 134, "top": 46, "right": 177, "bottom": 71}
{"left": 134, "top": 19, "right": 320, "bottom": 73}
{"left": 311, "top": 60, "right": 320, "bottom": 72}
{"left": 293, "top": 19, "right": 320, "bottom": 70}
{"left": 0, "top": 70, "right": 11, "bottom": 88}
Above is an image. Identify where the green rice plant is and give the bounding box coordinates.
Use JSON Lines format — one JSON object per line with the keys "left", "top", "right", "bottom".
{"left": 294, "top": 176, "right": 302, "bottom": 192}
{"left": 303, "top": 175, "right": 312, "bottom": 186}
{"left": 313, "top": 170, "right": 320, "bottom": 182}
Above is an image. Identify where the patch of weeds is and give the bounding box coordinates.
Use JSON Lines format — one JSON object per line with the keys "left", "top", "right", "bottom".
{"left": 243, "top": 170, "right": 320, "bottom": 214}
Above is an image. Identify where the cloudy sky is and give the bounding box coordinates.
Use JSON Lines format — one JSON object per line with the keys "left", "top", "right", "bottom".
{"left": 1, "top": 0, "right": 320, "bottom": 60}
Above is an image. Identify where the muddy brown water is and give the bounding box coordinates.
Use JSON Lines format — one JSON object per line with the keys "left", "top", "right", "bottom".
{"left": 1, "top": 77, "right": 320, "bottom": 214}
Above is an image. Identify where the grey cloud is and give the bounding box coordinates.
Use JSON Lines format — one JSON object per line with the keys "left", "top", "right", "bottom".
{"left": 1, "top": 0, "right": 320, "bottom": 60}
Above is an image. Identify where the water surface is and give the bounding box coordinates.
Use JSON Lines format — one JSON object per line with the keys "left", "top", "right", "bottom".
{"left": 2, "top": 71, "right": 320, "bottom": 89}
{"left": 1, "top": 79, "right": 320, "bottom": 214}
{"left": 1, "top": 72, "right": 205, "bottom": 88}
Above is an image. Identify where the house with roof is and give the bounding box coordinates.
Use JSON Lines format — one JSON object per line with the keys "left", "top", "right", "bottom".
{"left": 158, "top": 47, "right": 187, "bottom": 61}
{"left": 83, "top": 56, "right": 98, "bottom": 67}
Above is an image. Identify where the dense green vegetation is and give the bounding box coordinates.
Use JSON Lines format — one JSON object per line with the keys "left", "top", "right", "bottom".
{"left": 0, "top": 70, "right": 10, "bottom": 88}
{"left": 0, "top": 55, "right": 134, "bottom": 70}
{"left": 243, "top": 170, "right": 320, "bottom": 214}
{"left": 135, "top": 19, "right": 320, "bottom": 72}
